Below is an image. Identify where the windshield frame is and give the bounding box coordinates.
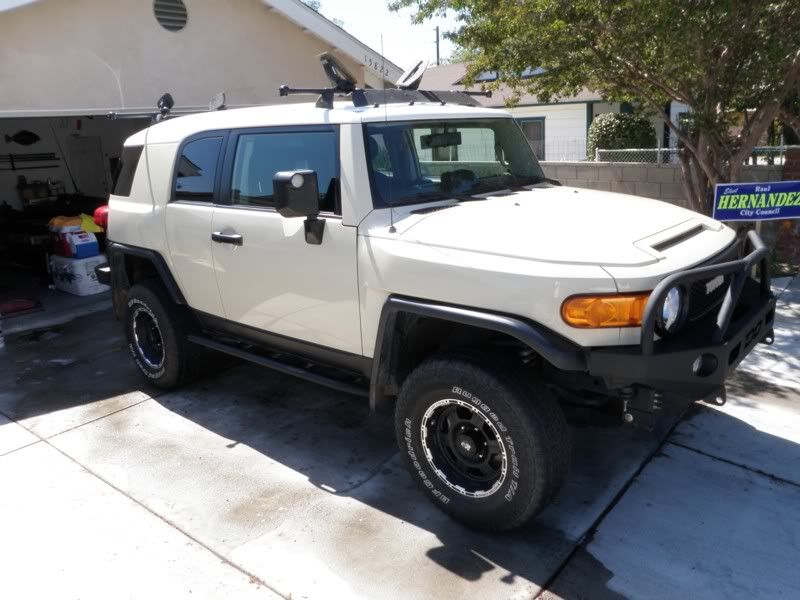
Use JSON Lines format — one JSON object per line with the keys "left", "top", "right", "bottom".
{"left": 361, "top": 117, "right": 546, "bottom": 208}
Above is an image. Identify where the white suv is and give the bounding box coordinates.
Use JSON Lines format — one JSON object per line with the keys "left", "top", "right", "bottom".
{"left": 98, "top": 79, "right": 775, "bottom": 531}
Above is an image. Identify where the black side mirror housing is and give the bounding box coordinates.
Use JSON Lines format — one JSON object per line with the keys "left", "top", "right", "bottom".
{"left": 273, "top": 170, "right": 326, "bottom": 245}
{"left": 274, "top": 170, "right": 320, "bottom": 218}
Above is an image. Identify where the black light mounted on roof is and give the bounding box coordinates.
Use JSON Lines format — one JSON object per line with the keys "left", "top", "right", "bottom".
{"left": 279, "top": 54, "right": 492, "bottom": 109}
{"left": 156, "top": 93, "right": 175, "bottom": 122}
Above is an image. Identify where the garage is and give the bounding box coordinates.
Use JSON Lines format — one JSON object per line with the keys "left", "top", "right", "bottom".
{"left": 0, "top": 115, "right": 149, "bottom": 333}
{"left": 0, "top": 0, "right": 401, "bottom": 336}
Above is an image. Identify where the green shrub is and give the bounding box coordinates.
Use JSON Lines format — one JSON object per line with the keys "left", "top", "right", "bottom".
{"left": 587, "top": 113, "right": 657, "bottom": 160}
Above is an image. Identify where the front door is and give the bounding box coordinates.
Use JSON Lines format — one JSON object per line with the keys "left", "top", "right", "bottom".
{"left": 210, "top": 126, "right": 362, "bottom": 356}
{"left": 519, "top": 118, "right": 545, "bottom": 160}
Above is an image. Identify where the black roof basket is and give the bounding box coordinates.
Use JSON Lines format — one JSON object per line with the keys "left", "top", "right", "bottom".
{"left": 279, "top": 53, "right": 491, "bottom": 109}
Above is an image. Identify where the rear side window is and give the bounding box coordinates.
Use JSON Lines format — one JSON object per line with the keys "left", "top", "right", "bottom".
{"left": 112, "top": 145, "right": 143, "bottom": 197}
{"left": 174, "top": 137, "right": 223, "bottom": 201}
{"left": 230, "top": 130, "right": 339, "bottom": 213}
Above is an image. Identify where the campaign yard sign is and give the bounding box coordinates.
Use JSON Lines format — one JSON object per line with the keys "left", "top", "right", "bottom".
{"left": 713, "top": 180, "right": 800, "bottom": 222}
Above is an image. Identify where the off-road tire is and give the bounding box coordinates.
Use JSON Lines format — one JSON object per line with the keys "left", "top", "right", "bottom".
{"left": 395, "top": 351, "right": 570, "bottom": 531}
{"left": 124, "top": 279, "right": 206, "bottom": 389}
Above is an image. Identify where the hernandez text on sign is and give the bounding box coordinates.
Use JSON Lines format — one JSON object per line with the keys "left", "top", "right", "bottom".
{"left": 713, "top": 180, "right": 800, "bottom": 222}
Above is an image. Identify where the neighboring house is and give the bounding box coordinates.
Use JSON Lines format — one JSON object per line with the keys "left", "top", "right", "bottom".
{"left": 420, "top": 63, "right": 671, "bottom": 161}
{"left": 0, "top": 0, "right": 403, "bottom": 208}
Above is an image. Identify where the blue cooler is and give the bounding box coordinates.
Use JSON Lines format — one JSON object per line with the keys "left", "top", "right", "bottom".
{"left": 66, "top": 231, "right": 100, "bottom": 259}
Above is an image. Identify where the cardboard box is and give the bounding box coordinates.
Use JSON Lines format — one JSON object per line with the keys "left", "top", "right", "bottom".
{"left": 49, "top": 254, "right": 110, "bottom": 296}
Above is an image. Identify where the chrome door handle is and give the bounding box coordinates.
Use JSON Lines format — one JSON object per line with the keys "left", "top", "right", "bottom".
{"left": 211, "top": 232, "right": 244, "bottom": 246}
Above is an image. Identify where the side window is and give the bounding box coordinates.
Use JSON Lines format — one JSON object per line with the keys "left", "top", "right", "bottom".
{"left": 174, "top": 137, "right": 222, "bottom": 201}
{"left": 112, "top": 145, "right": 143, "bottom": 197}
{"left": 230, "top": 130, "right": 339, "bottom": 213}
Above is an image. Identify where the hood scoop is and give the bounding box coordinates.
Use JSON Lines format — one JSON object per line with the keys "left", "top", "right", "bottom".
{"left": 651, "top": 224, "right": 705, "bottom": 252}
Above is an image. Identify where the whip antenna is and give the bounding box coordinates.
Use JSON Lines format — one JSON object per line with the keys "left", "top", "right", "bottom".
{"left": 382, "top": 35, "right": 396, "bottom": 234}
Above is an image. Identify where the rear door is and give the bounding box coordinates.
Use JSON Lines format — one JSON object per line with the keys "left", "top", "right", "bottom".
{"left": 210, "top": 125, "right": 362, "bottom": 355}
{"left": 164, "top": 132, "right": 226, "bottom": 316}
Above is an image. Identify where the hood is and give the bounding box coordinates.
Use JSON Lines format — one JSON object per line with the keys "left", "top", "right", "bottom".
{"left": 398, "top": 186, "right": 714, "bottom": 266}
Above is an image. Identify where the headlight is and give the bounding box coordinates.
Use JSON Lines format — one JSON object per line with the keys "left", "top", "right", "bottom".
{"left": 658, "top": 286, "right": 685, "bottom": 334}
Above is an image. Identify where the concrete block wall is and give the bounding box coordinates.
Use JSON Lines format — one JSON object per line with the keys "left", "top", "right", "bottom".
{"left": 540, "top": 161, "right": 784, "bottom": 207}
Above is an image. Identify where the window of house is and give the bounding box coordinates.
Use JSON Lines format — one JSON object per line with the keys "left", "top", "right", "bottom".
{"left": 230, "top": 130, "right": 339, "bottom": 213}
{"left": 174, "top": 137, "right": 222, "bottom": 201}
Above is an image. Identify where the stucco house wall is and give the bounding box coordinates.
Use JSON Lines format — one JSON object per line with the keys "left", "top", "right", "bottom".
{"left": 0, "top": 0, "right": 400, "bottom": 117}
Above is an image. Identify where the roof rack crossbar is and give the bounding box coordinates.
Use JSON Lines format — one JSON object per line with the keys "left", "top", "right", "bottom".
{"left": 278, "top": 85, "right": 492, "bottom": 110}
{"left": 279, "top": 85, "right": 341, "bottom": 109}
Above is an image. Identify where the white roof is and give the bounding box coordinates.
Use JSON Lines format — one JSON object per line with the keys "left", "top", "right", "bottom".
{"left": 128, "top": 101, "right": 512, "bottom": 145}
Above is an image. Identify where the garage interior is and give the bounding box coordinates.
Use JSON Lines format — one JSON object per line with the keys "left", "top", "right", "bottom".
{"left": 0, "top": 115, "right": 148, "bottom": 333}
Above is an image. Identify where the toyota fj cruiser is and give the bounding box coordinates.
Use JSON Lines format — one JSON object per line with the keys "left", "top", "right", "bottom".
{"left": 98, "top": 58, "right": 776, "bottom": 531}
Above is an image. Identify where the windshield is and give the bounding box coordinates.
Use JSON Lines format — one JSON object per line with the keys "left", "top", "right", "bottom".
{"left": 364, "top": 118, "right": 546, "bottom": 206}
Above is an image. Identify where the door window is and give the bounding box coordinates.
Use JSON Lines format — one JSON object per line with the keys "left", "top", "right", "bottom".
{"left": 174, "top": 136, "right": 223, "bottom": 201}
{"left": 230, "top": 130, "right": 339, "bottom": 213}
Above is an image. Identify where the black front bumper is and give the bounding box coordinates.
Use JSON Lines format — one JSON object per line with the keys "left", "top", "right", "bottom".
{"left": 587, "top": 230, "right": 776, "bottom": 394}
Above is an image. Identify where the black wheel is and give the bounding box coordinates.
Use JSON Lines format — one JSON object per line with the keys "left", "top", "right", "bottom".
{"left": 395, "top": 352, "right": 570, "bottom": 531}
{"left": 125, "top": 280, "right": 204, "bottom": 389}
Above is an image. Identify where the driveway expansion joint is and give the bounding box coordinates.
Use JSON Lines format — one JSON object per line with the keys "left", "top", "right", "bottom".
{"left": 667, "top": 439, "right": 800, "bottom": 489}
{"left": 534, "top": 412, "right": 688, "bottom": 599}
{"left": 0, "top": 439, "right": 42, "bottom": 459}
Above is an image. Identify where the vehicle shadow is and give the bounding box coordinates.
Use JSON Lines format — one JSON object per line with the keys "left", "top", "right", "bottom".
{"left": 143, "top": 360, "right": 676, "bottom": 595}
{"left": 150, "top": 359, "right": 800, "bottom": 595}
{"left": 4, "top": 311, "right": 798, "bottom": 597}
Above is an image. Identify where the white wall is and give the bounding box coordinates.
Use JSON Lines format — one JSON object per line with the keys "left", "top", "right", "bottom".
{"left": 0, "top": 0, "right": 370, "bottom": 116}
{"left": 510, "top": 103, "right": 588, "bottom": 161}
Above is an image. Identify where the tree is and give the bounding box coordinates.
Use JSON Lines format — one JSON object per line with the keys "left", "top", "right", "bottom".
{"left": 446, "top": 44, "right": 476, "bottom": 64}
{"left": 390, "top": 0, "right": 800, "bottom": 214}
{"left": 301, "top": 0, "right": 321, "bottom": 11}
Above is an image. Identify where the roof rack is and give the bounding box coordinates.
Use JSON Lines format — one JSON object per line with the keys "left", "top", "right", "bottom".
{"left": 279, "top": 54, "right": 492, "bottom": 110}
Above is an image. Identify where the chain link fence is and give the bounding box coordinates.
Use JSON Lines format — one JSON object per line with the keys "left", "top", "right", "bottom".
{"left": 595, "top": 145, "right": 800, "bottom": 165}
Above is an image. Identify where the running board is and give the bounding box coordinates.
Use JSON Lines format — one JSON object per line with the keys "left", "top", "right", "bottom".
{"left": 187, "top": 335, "right": 368, "bottom": 397}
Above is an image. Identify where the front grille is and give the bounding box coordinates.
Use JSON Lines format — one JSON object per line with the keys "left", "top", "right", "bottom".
{"left": 688, "top": 275, "right": 729, "bottom": 320}
{"left": 685, "top": 239, "right": 742, "bottom": 321}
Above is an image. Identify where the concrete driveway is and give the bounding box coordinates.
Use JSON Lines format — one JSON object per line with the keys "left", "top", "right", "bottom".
{"left": 1, "top": 276, "right": 797, "bottom": 600}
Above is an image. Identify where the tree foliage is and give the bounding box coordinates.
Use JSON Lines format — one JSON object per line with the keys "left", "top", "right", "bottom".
{"left": 587, "top": 113, "right": 656, "bottom": 159}
{"left": 446, "top": 44, "right": 476, "bottom": 64}
{"left": 390, "top": 0, "right": 800, "bottom": 213}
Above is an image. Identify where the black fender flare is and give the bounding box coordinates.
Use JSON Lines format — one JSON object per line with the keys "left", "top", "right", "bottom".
{"left": 107, "top": 241, "right": 186, "bottom": 318}
{"left": 369, "top": 295, "right": 588, "bottom": 411}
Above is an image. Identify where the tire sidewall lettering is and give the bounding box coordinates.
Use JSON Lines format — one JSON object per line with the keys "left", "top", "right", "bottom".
{"left": 451, "top": 385, "right": 520, "bottom": 502}
{"left": 451, "top": 385, "right": 520, "bottom": 500}
{"left": 405, "top": 417, "right": 450, "bottom": 505}
{"left": 409, "top": 385, "right": 522, "bottom": 504}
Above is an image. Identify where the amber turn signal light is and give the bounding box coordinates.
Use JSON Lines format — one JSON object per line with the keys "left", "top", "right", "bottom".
{"left": 561, "top": 293, "right": 651, "bottom": 328}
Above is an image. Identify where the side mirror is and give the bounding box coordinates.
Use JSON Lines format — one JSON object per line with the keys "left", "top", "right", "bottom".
{"left": 273, "top": 170, "right": 325, "bottom": 245}
{"left": 274, "top": 170, "right": 319, "bottom": 218}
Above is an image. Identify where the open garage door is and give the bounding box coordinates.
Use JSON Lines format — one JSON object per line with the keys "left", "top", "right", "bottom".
{"left": 0, "top": 115, "right": 148, "bottom": 332}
